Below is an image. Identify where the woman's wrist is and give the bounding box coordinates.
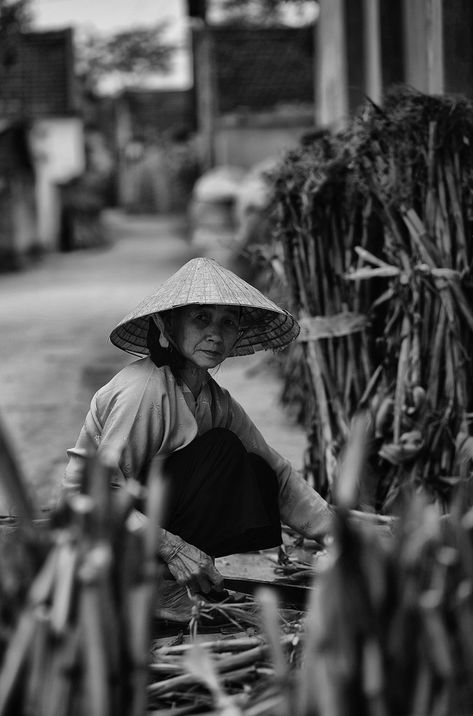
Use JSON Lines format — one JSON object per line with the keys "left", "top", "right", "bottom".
{"left": 157, "top": 527, "right": 185, "bottom": 563}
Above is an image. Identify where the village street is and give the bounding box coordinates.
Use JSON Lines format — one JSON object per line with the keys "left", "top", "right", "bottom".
{"left": 0, "top": 210, "right": 306, "bottom": 519}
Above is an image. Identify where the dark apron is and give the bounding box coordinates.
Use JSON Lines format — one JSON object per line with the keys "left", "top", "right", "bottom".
{"left": 161, "top": 427, "right": 282, "bottom": 557}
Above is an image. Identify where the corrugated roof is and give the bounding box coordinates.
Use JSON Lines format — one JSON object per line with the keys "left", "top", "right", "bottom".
{"left": 210, "top": 26, "right": 315, "bottom": 114}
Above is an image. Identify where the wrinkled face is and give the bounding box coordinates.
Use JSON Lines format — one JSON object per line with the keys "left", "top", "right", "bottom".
{"left": 171, "top": 304, "right": 241, "bottom": 369}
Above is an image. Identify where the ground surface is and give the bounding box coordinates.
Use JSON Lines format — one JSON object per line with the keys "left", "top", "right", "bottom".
{"left": 0, "top": 211, "right": 307, "bottom": 534}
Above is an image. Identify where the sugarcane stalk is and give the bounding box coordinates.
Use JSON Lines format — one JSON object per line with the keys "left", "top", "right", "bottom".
{"left": 303, "top": 338, "right": 337, "bottom": 488}
{"left": 424, "top": 121, "right": 436, "bottom": 237}
{"left": 39, "top": 630, "right": 81, "bottom": 716}
{"left": 393, "top": 314, "right": 411, "bottom": 443}
{"left": 443, "top": 162, "right": 467, "bottom": 269}
{"left": 154, "top": 636, "right": 264, "bottom": 657}
{"left": 24, "top": 607, "right": 49, "bottom": 712}
{"left": 409, "top": 661, "right": 433, "bottom": 716}
{"left": 257, "top": 588, "right": 289, "bottom": 716}
{"left": 49, "top": 538, "right": 78, "bottom": 634}
{"left": 149, "top": 643, "right": 271, "bottom": 697}
{"left": 78, "top": 560, "right": 112, "bottom": 716}
{"left": 0, "top": 611, "right": 36, "bottom": 714}
{"left": 0, "top": 411, "right": 38, "bottom": 526}
{"left": 361, "top": 638, "right": 387, "bottom": 716}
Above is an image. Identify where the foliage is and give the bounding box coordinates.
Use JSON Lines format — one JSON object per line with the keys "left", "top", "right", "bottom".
{"left": 0, "top": 0, "right": 30, "bottom": 70}
{"left": 0, "top": 0, "right": 30, "bottom": 30}
{"left": 76, "top": 23, "right": 176, "bottom": 91}
{"left": 209, "top": 0, "right": 317, "bottom": 26}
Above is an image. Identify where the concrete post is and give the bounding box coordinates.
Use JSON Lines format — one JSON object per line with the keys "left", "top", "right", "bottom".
{"left": 403, "top": 0, "right": 444, "bottom": 94}
{"left": 363, "top": 0, "right": 382, "bottom": 103}
{"left": 316, "top": 0, "right": 349, "bottom": 129}
{"left": 192, "top": 23, "right": 216, "bottom": 170}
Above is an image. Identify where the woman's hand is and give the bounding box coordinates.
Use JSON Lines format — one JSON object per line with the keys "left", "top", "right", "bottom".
{"left": 159, "top": 529, "right": 224, "bottom": 595}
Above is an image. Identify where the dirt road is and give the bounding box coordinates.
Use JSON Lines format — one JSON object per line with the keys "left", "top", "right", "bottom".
{"left": 0, "top": 211, "right": 306, "bottom": 512}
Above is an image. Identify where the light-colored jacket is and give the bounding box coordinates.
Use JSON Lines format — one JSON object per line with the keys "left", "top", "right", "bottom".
{"left": 64, "top": 357, "right": 332, "bottom": 538}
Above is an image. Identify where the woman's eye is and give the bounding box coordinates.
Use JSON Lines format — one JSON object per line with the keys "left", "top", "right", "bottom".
{"left": 224, "top": 319, "right": 237, "bottom": 329}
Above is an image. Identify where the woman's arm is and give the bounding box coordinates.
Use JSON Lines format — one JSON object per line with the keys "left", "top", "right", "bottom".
{"left": 63, "top": 363, "right": 222, "bottom": 592}
{"left": 127, "top": 510, "right": 223, "bottom": 593}
{"left": 64, "top": 361, "right": 198, "bottom": 490}
{"left": 158, "top": 527, "right": 224, "bottom": 594}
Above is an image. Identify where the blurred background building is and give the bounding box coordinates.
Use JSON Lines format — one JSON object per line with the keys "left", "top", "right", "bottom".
{"left": 0, "top": 0, "right": 473, "bottom": 268}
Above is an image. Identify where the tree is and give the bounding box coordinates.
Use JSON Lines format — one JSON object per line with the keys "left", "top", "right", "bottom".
{"left": 0, "top": 0, "right": 31, "bottom": 70}
{"left": 208, "top": 0, "right": 318, "bottom": 26}
{"left": 76, "top": 22, "right": 177, "bottom": 92}
{"left": 0, "top": 0, "right": 30, "bottom": 30}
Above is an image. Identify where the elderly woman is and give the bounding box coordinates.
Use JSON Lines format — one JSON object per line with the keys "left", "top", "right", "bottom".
{"left": 64, "top": 257, "right": 332, "bottom": 621}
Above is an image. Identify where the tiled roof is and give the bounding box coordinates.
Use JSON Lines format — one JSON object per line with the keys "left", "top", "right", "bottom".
{"left": 0, "top": 29, "right": 76, "bottom": 119}
{"left": 210, "top": 26, "right": 315, "bottom": 114}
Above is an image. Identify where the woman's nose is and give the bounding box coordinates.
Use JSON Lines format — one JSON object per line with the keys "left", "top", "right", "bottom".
{"left": 207, "top": 323, "right": 223, "bottom": 342}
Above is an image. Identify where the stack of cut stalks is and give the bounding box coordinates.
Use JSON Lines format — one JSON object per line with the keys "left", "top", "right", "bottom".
{"left": 269, "top": 86, "right": 473, "bottom": 512}
{"left": 3, "top": 410, "right": 473, "bottom": 713}
{"left": 0, "top": 414, "right": 301, "bottom": 715}
{"left": 0, "top": 412, "right": 164, "bottom": 716}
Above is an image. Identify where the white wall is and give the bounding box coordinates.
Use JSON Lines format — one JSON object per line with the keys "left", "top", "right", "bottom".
{"left": 214, "top": 124, "right": 312, "bottom": 170}
{"left": 29, "top": 117, "right": 85, "bottom": 250}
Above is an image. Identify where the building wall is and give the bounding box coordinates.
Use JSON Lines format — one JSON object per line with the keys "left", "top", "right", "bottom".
{"left": 29, "top": 117, "right": 85, "bottom": 250}
{"left": 443, "top": 0, "right": 473, "bottom": 97}
{"left": 214, "top": 117, "right": 314, "bottom": 169}
{"left": 11, "top": 177, "right": 37, "bottom": 255}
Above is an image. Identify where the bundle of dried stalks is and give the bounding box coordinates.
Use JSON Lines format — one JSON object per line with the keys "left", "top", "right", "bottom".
{"left": 0, "top": 410, "right": 163, "bottom": 716}
{"left": 0, "top": 412, "right": 305, "bottom": 716}
{"left": 268, "top": 86, "right": 473, "bottom": 511}
{"left": 3, "top": 407, "right": 473, "bottom": 714}
{"left": 148, "top": 414, "right": 473, "bottom": 715}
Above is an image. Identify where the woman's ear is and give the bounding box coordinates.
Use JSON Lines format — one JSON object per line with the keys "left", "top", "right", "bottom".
{"left": 151, "top": 313, "right": 171, "bottom": 348}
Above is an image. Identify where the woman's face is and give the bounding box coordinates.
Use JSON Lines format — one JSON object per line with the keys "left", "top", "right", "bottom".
{"left": 170, "top": 304, "right": 240, "bottom": 370}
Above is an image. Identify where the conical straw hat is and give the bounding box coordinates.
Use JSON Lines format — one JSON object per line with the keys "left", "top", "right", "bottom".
{"left": 110, "top": 257, "right": 300, "bottom": 357}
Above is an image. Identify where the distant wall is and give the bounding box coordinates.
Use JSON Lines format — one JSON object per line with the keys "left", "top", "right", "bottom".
{"left": 11, "top": 177, "right": 37, "bottom": 255}
{"left": 214, "top": 112, "right": 314, "bottom": 169}
{"left": 0, "top": 175, "right": 36, "bottom": 270}
{"left": 442, "top": 0, "right": 473, "bottom": 97}
{"left": 29, "top": 117, "right": 85, "bottom": 250}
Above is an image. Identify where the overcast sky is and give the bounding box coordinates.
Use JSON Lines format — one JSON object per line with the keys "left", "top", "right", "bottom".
{"left": 31, "top": 0, "right": 186, "bottom": 34}
{"left": 31, "top": 0, "right": 191, "bottom": 89}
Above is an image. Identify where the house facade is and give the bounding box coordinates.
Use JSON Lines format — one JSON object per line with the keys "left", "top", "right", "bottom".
{"left": 191, "top": 24, "right": 316, "bottom": 170}
{"left": 316, "top": 0, "right": 473, "bottom": 129}
{"left": 111, "top": 88, "right": 196, "bottom": 213}
{"left": 0, "top": 28, "right": 85, "bottom": 262}
{"left": 0, "top": 121, "right": 36, "bottom": 270}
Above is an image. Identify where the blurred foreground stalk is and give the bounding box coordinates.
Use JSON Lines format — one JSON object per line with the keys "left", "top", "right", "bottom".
{"left": 0, "top": 411, "right": 164, "bottom": 716}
